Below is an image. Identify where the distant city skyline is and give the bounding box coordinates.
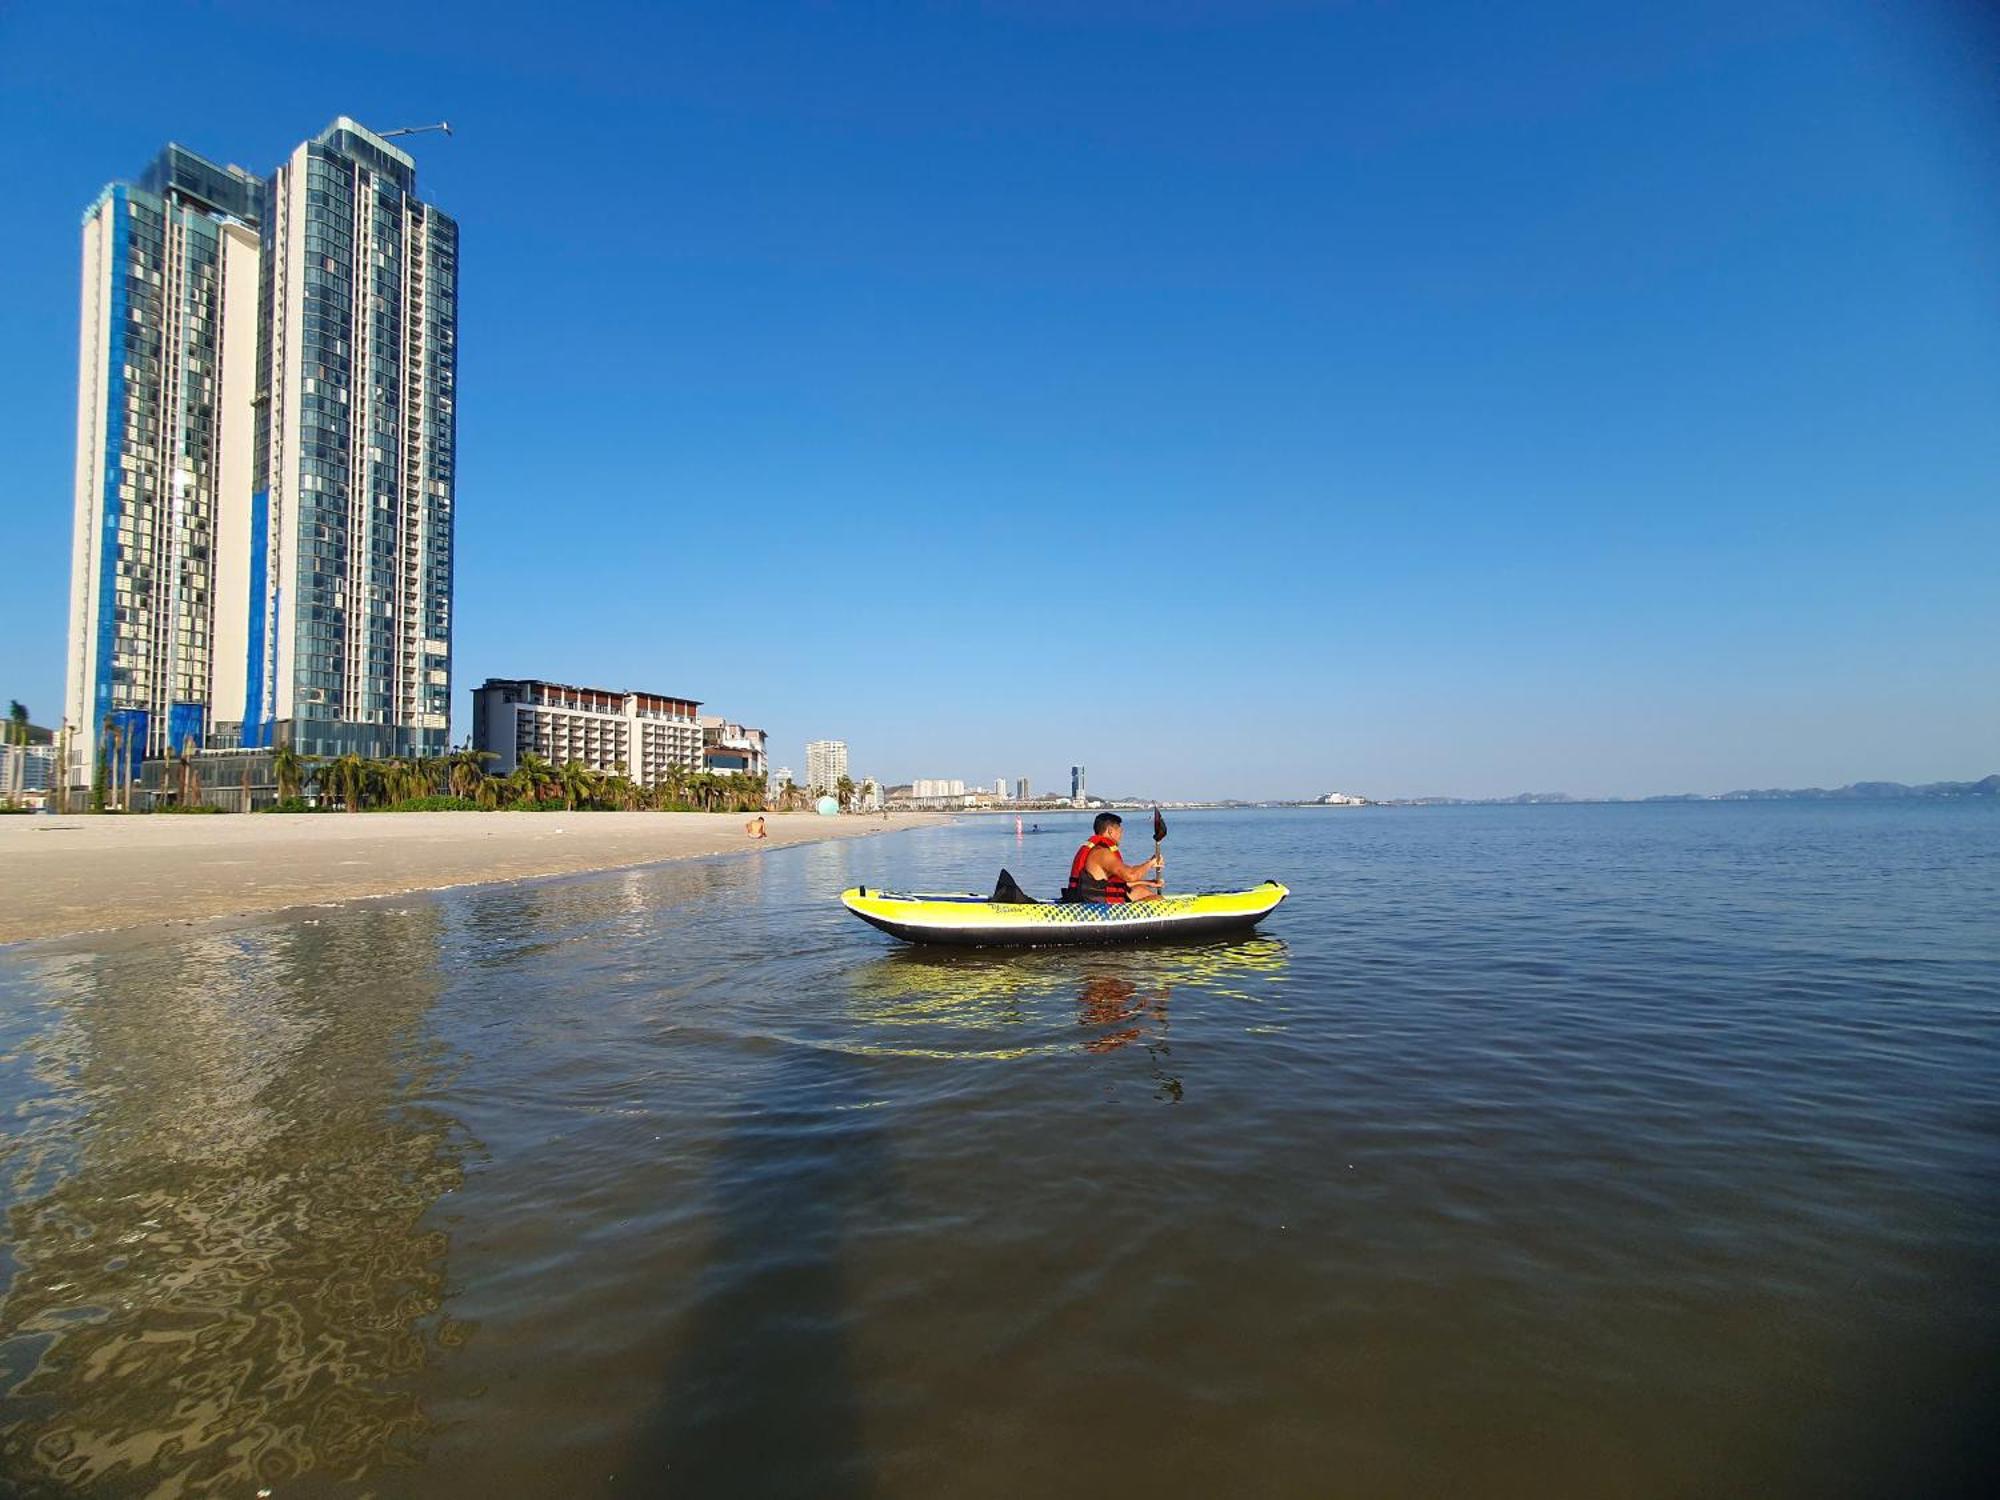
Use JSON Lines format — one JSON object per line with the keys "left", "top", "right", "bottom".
{"left": 2, "top": 3, "right": 1995, "bottom": 801}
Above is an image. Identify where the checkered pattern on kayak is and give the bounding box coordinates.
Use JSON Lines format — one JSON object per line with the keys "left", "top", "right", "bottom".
{"left": 993, "top": 897, "right": 1207, "bottom": 923}
{"left": 861, "top": 892, "right": 1227, "bottom": 924}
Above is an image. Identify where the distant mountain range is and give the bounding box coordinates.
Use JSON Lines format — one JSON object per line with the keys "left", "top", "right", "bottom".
{"left": 1643, "top": 775, "right": 2000, "bottom": 802}
{"left": 1377, "top": 776, "right": 2000, "bottom": 807}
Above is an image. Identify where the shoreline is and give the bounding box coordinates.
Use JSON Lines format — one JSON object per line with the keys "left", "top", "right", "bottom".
{"left": 0, "top": 810, "right": 950, "bottom": 948}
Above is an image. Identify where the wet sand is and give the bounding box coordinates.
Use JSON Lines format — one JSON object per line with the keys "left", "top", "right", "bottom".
{"left": 0, "top": 810, "right": 947, "bottom": 945}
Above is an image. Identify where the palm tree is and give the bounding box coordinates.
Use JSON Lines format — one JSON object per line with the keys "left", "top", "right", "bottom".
{"left": 603, "top": 762, "right": 636, "bottom": 812}
{"left": 7, "top": 701, "right": 27, "bottom": 747}
{"left": 600, "top": 771, "right": 644, "bottom": 811}
{"left": 836, "top": 774, "right": 856, "bottom": 813}
{"left": 557, "top": 760, "right": 600, "bottom": 811}
{"left": 326, "top": 753, "right": 370, "bottom": 812}
{"left": 382, "top": 757, "right": 411, "bottom": 803}
{"left": 510, "top": 752, "right": 557, "bottom": 807}
{"left": 417, "top": 755, "right": 449, "bottom": 798}
{"left": 658, "top": 764, "right": 690, "bottom": 811}
{"left": 94, "top": 716, "right": 112, "bottom": 812}
{"left": 102, "top": 716, "right": 121, "bottom": 812}
{"left": 444, "top": 748, "right": 495, "bottom": 799}
{"left": 272, "top": 741, "right": 306, "bottom": 803}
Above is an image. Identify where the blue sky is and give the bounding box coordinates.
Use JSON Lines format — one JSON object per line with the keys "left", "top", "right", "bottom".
{"left": 2, "top": 0, "right": 1994, "bottom": 799}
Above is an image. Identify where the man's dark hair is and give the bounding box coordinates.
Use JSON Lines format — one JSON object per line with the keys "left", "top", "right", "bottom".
{"left": 1093, "top": 812, "right": 1122, "bottom": 835}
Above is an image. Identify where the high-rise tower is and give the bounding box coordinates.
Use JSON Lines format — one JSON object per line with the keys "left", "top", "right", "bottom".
{"left": 65, "top": 119, "right": 458, "bottom": 792}
{"left": 806, "top": 740, "right": 849, "bottom": 796}
{"left": 66, "top": 147, "right": 264, "bottom": 787}
{"left": 232, "top": 119, "right": 458, "bottom": 757}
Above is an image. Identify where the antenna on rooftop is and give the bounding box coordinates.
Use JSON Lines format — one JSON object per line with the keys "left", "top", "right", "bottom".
{"left": 379, "top": 122, "right": 453, "bottom": 140}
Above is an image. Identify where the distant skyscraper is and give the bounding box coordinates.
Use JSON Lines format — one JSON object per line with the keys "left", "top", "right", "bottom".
{"left": 806, "top": 739, "right": 848, "bottom": 794}
{"left": 995, "top": 778, "right": 1008, "bottom": 799}
{"left": 1018, "top": 775, "right": 1030, "bottom": 801}
{"left": 64, "top": 118, "right": 458, "bottom": 790}
{"left": 1071, "top": 764, "right": 1087, "bottom": 805}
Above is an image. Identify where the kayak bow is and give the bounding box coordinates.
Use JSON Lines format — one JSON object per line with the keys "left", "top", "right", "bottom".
{"left": 841, "top": 882, "right": 1289, "bottom": 948}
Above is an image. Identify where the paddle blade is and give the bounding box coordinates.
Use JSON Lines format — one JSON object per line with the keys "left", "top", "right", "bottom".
{"left": 1152, "top": 807, "right": 1168, "bottom": 843}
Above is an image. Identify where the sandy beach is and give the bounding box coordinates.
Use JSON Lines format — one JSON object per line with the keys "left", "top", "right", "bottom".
{"left": 0, "top": 810, "right": 948, "bottom": 945}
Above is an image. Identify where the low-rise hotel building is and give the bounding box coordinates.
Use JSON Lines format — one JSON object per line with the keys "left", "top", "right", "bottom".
{"left": 472, "top": 678, "right": 702, "bottom": 786}
{"left": 700, "top": 717, "right": 768, "bottom": 779}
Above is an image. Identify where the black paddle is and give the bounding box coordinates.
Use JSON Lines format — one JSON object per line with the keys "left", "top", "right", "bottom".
{"left": 1152, "top": 806, "right": 1167, "bottom": 894}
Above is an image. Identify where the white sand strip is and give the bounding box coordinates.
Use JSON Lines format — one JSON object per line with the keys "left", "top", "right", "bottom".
{"left": 0, "top": 811, "right": 948, "bottom": 945}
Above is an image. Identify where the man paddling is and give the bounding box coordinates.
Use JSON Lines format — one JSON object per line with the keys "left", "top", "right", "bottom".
{"left": 1062, "top": 812, "right": 1164, "bottom": 903}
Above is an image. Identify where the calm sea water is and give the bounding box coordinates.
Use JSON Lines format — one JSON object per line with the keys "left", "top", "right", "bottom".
{"left": 1, "top": 804, "right": 1995, "bottom": 1497}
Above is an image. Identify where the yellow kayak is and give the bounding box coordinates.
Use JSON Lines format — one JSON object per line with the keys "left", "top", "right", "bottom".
{"left": 841, "top": 881, "right": 1289, "bottom": 948}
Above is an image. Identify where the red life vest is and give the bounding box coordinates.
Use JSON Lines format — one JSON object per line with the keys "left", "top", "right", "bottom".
{"left": 1064, "top": 835, "right": 1129, "bottom": 904}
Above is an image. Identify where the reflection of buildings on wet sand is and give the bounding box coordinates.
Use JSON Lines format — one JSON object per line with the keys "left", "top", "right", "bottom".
{"left": 0, "top": 908, "right": 473, "bottom": 1494}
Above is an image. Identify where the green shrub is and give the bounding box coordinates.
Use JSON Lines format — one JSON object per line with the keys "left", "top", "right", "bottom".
{"left": 378, "top": 795, "right": 483, "bottom": 812}
{"left": 149, "top": 803, "right": 225, "bottom": 814}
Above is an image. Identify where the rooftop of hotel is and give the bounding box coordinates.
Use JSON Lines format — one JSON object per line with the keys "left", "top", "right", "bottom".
{"left": 477, "top": 678, "right": 702, "bottom": 712}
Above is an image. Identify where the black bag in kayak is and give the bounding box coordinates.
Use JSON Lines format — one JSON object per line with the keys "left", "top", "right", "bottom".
{"left": 990, "top": 868, "right": 1039, "bottom": 904}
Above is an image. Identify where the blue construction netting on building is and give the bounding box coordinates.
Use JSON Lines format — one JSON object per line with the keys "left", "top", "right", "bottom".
{"left": 110, "top": 707, "right": 148, "bottom": 785}
{"left": 167, "top": 701, "right": 207, "bottom": 755}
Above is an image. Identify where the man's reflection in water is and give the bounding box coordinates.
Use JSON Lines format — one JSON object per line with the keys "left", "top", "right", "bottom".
{"left": 846, "top": 937, "right": 1287, "bottom": 1099}
{"left": 1077, "top": 973, "right": 1182, "bottom": 1100}
{"left": 0, "top": 907, "right": 473, "bottom": 1495}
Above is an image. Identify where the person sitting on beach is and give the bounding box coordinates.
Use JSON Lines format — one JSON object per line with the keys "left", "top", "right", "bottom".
{"left": 1062, "top": 812, "right": 1162, "bottom": 903}
{"left": 745, "top": 815, "right": 767, "bottom": 839}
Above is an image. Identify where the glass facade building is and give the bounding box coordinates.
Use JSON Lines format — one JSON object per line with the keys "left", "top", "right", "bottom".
{"left": 66, "top": 119, "right": 458, "bottom": 788}
{"left": 65, "top": 147, "right": 263, "bottom": 786}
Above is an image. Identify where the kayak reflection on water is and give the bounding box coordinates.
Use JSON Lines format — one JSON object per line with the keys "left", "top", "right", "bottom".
{"left": 842, "top": 936, "right": 1284, "bottom": 1099}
